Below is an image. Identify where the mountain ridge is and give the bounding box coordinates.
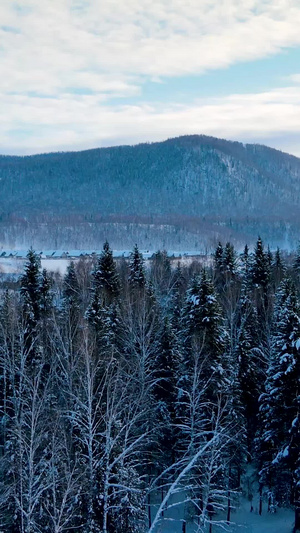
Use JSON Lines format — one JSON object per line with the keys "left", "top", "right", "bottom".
{"left": 0, "top": 134, "right": 299, "bottom": 250}
{"left": 1, "top": 134, "right": 298, "bottom": 159}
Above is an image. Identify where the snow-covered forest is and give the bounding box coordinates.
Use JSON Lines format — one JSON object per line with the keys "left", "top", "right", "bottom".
{"left": 0, "top": 239, "right": 299, "bottom": 532}
{"left": 2, "top": 135, "right": 300, "bottom": 251}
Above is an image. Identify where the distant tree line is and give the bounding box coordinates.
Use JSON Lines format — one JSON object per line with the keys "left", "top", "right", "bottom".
{"left": 0, "top": 238, "right": 299, "bottom": 532}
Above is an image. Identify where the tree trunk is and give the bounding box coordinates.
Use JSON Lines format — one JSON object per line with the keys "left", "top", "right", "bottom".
{"left": 102, "top": 470, "right": 109, "bottom": 533}
{"left": 294, "top": 491, "right": 300, "bottom": 532}
{"left": 227, "top": 463, "right": 231, "bottom": 524}
{"left": 259, "top": 483, "right": 263, "bottom": 516}
{"left": 148, "top": 492, "right": 151, "bottom": 528}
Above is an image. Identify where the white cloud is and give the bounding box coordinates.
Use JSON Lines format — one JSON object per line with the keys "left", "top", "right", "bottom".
{"left": 2, "top": 1, "right": 300, "bottom": 154}
{"left": 2, "top": 86, "right": 300, "bottom": 155}
{"left": 1, "top": 0, "right": 300, "bottom": 96}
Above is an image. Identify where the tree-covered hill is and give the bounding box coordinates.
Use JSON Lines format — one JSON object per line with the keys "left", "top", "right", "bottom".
{"left": 1, "top": 135, "right": 300, "bottom": 249}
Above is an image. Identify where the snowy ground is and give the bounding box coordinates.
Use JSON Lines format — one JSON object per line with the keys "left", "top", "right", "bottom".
{"left": 150, "top": 491, "right": 294, "bottom": 533}
{"left": 152, "top": 500, "right": 294, "bottom": 533}
{"left": 228, "top": 499, "right": 294, "bottom": 533}
{"left": 0, "top": 257, "right": 70, "bottom": 275}
{"left": 40, "top": 258, "right": 70, "bottom": 274}
{"left": 0, "top": 253, "right": 211, "bottom": 277}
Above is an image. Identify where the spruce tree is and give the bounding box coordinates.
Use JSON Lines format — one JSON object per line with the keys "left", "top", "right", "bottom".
{"left": 63, "top": 261, "right": 80, "bottom": 312}
{"left": 184, "top": 271, "right": 226, "bottom": 363}
{"left": 20, "top": 248, "right": 42, "bottom": 359}
{"left": 167, "top": 262, "right": 185, "bottom": 334}
{"left": 40, "top": 268, "right": 53, "bottom": 319}
{"left": 223, "top": 242, "right": 237, "bottom": 277}
{"left": 250, "top": 237, "right": 270, "bottom": 290}
{"left": 20, "top": 248, "right": 41, "bottom": 325}
{"left": 150, "top": 250, "right": 171, "bottom": 295}
{"left": 272, "top": 247, "right": 285, "bottom": 289}
{"left": 93, "top": 241, "right": 120, "bottom": 306}
{"left": 240, "top": 244, "right": 251, "bottom": 284}
{"left": 153, "top": 317, "right": 181, "bottom": 466}
{"left": 259, "top": 278, "right": 300, "bottom": 516}
{"left": 180, "top": 270, "right": 228, "bottom": 406}
{"left": 214, "top": 242, "right": 224, "bottom": 273}
{"left": 235, "top": 290, "right": 262, "bottom": 455}
{"left": 62, "top": 261, "right": 82, "bottom": 359}
{"left": 250, "top": 237, "right": 272, "bottom": 336}
{"left": 128, "top": 245, "right": 145, "bottom": 289}
{"left": 293, "top": 243, "right": 300, "bottom": 277}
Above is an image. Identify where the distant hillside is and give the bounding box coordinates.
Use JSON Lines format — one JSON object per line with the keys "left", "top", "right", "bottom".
{"left": 1, "top": 135, "right": 300, "bottom": 250}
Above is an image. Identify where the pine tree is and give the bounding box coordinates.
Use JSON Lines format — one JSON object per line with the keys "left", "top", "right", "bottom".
{"left": 183, "top": 271, "right": 227, "bottom": 365}
{"left": 250, "top": 237, "right": 272, "bottom": 336}
{"left": 214, "top": 242, "right": 224, "bottom": 273}
{"left": 93, "top": 241, "right": 120, "bottom": 306}
{"left": 63, "top": 261, "right": 81, "bottom": 326}
{"left": 223, "top": 242, "right": 237, "bottom": 277}
{"left": 150, "top": 250, "right": 171, "bottom": 295}
{"left": 61, "top": 261, "right": 82, "bottom": 361}
{"left": 63, "top": 261, "right": 80, "bottom": 306}
{"left": 259, "top": 278, "right": 300, "bottom": 515}
{"left": 128, "top": 245, "right": 145, "bottom": 289}
{"left": 168, "top": 262, "right": 186, "bottom": 333}
{"left": 86, "top": 246, "right": 121, "bottom": 352}
{"left": 20, "top": 248, "right": 41, "bottom": 322}
{"left": 293, "top": 243, "right": 300, "bottom": 277}
{"left": 20, "top": 248, "right": 42, "bottom": 360}
{"left": 272, "top": 247, "right": 285, "bottom": 289}
{"left": 250, "top": 237, "right": 270, "bottom": 290}
{"left": 239, "top": 244, "right": 251, "bottom": 288}
{"left": 267, "top": 245, "right": 273, "bottom": 270}
{"left": 39, "top": 268, "right": 53, "bottom": 365}
{"left": 235, "top": 290, "right": 262, "bottom": 455}
{"left": 40, "top": 268, "right": 53, "bottom": 319}
{"left": 179, "top": 270, "right": 228, "bottom": 415}
{"left": 153, "top": 317, "right": 181, "bottom": 466}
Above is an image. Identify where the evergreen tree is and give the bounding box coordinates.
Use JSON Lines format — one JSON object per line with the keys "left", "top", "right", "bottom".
{"left": 250, "top": 237, "right": 270, "bottom": 290}
{"left": 40, "top": 268, "right": 53, "bottom": 319}
{"left": 223, "top": 242, "right": 237, "bottom": 277}
{"left": 267, "top": 246, "right": 273, "bottom": 270}
{"left": 240, "top": 244, "right": 251, "bottom": 286}
{"left": 293, "top": 243, "right": 300, "bottom": 277}
{"left": 61, "top": 261, "right": 82, "bottom": 362}
{"left": 86, "top": 244, "right": 121, "bottom": 352}
{"left": 183, "top": 271, "right": 227, "bottom": 363}
{"left": 93, "top": 241, "right": 120, "bottom": 306}
{"left": 235, "top": 290, "right": 262, "bottom": 455}
{"left": 214, "top": 242, "right": 224, "bottom": 273}
{"left": 259, "top": 278, "right": 300, "bottom": 516}
{"left": 150, "top": 250, "right": 171, "bottom": 295}
{"left": 168, "top": 262, "right": 186, "bottom": 334}
{"left": 250, "top": 237, "right": 272, "bottom": 336}
{"left": 180, "top": 270, "right": 228, "bottom": 406}
{"left": 153, "top": 317, "right": 181, "bottom": 465}
{"left": 63, "top": 261, "right": 81, "bottom": 326}
{"left": 272, "top": 247, "right": 285, "bottom": 289}
{"left": 20, "top": 248, "right": 41, "bottom": 322}
{"left": 20, "top": 248, "right": 42, "bottom": 359}
{"left": 128, "top": 245, "right": 146, "bottom": 289}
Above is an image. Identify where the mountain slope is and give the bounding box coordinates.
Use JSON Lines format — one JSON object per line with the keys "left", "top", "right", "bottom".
{"left": 1, "top": 135, "right": 300, "bottom": 250}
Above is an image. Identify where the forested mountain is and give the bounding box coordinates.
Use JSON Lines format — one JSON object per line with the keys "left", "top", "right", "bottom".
{"left": 1, "top": 135, "right": 300, "bottom": 250}
{"left": 0, "top": 240, "right": 300, "bottom": 532}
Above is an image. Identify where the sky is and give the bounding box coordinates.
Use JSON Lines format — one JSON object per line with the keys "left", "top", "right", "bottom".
{"left": 1, "top": 0, "right": 300, "bottom": 156}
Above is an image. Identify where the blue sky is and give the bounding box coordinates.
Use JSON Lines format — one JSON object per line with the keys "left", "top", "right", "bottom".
{"left": 1, "top": 0, "right": 300, "bottom": 155}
